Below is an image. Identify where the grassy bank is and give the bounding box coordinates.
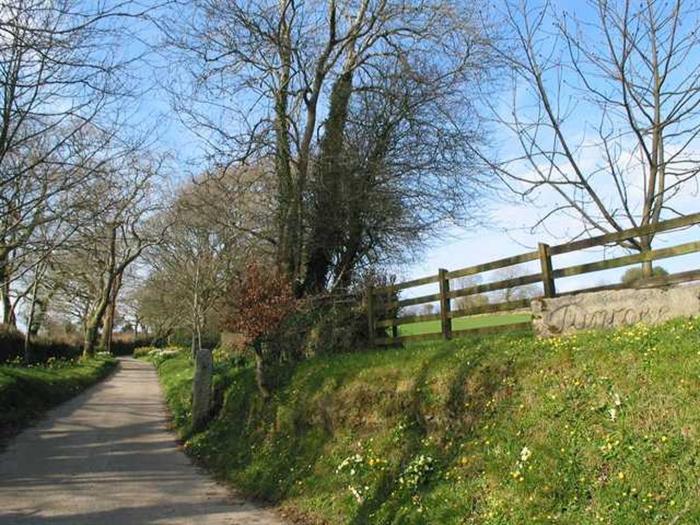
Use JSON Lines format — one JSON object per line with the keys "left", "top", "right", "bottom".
{"left": 155, "top": 318, "right": 700, "bottom": 524}
{"left": 0, "top": 356, "right": 117, "bottom": 445}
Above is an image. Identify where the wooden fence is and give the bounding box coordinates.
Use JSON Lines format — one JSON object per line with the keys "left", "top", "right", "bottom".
{"left": 367, "top": 213, "right": 700, "bottom": 346}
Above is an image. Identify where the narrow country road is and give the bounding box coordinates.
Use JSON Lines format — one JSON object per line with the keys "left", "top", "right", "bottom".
{"left": 0, "top": 358, "right": 286, "bottom": 525}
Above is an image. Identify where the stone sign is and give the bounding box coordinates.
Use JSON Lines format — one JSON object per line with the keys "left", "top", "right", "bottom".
{"left": 531, "top": 285, "right": 700, "bottom": 337}
{"left": 192, "top": 347, "right": 213, "bottom": 432}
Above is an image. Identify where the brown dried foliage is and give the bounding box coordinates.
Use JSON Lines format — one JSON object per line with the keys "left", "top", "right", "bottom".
{"left": 224, "top": 262, "right": 298, "bottom": 344}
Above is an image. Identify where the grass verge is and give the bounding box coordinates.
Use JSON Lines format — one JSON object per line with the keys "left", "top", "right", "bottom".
{"left": 155, "top": 318, "right": 700, "bottom": 524}
{"left": 0, "top": 356, "right": 117, "bottom": 447}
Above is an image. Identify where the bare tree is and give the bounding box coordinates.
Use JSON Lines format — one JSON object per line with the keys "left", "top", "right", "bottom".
{"left": 48, "top": 154, "right": 166, "bottom": 356}
{"left": 19, "top": 223, "right": 58, "bottom": 361}
{"left": 454, "top": 276, "right": 489, "bottom": 311}
{"left": 478, "top": 0, "right": 700, "bottom": 275}
{"left": 0, "top": 0, "right": 161, "bottom": 325}
{"left": 162, "top": 0, "right": 494, "bottom": 293}
{"left": 130, "top": 271, "right": 181, "bottom": 343}
{"left": 142, "top": 169, "right": 263, "bottom": 354}
{"left": 304, "top": 53, "right": 491, "bottom": 291}
{"left": 491, "top": 266, "right": 538, "bottom": 303}
{"left": 421, "top": 304, "right": 435, "bottom": 316}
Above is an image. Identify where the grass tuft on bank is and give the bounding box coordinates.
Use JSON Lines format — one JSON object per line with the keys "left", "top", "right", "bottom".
{"left": 155, "top": 318, "right": 700, "bottom": 525}
{"left": 0, "top": 356, "right": 117, "bottom": 446}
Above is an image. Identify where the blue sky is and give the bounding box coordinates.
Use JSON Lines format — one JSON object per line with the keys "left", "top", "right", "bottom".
{"left": 397, "top": 0, "right": 700, "bottom": 293}
{"left": 134, "top": 0, "right": 700, "bottom": 298}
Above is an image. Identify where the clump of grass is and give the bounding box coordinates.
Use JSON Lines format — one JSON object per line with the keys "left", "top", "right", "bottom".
{"left": 0, "top": 356, "right": 117, "bottom": 447}
{"left": 155, "top": 317, "right": 700, "bottom": 524}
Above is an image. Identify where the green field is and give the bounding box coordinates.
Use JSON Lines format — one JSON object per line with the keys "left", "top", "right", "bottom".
{"left": 396, "top": 312, "right": 532, "bottom": 336}
{"left": 155, "top": 317, "right": 700, "bottom": 525}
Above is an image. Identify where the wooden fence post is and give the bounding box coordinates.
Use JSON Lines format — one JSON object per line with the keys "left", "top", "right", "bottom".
{"left": 538, "top": 242, "right": 556, "bottom": 298}
{"left": 390, "top": 284, "right": 398, "bottom": 340}
{"left": 366, "top": 285, "right": 375, "bottom": 346}
{"left": 438, "top": 268, "right": 452, "bottom": 339}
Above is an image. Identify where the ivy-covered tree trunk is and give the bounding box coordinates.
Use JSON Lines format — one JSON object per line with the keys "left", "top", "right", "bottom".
{"left": 274, "top": 4, "right": 296, "bottom": 281}
{"left": 304, "top": 65, "right": 355, "bottom": 293}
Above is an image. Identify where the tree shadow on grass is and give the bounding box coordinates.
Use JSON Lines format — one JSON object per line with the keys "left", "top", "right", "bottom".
{"left": 191, "top": 357, "right": 361, "bottom": 505}
{"left": 348, "top": 337, "right": 515, "bottom": 524}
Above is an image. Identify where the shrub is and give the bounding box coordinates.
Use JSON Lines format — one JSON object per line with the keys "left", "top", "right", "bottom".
{"left": 224, "top": 262, "right": 298, "bottom": 344}
{"left": 0, "top": 325, "right": 82, "bottom": 363}
{"left": 621, "top": 265, "right": 669, "bottom": 285}
{"left": 303, "top": 299, "right": 369, "bottom": 356}
{"left": 217, "top": 331, "right": 247, "bottom": 356}
{"left": 213, "top": 344, "right": 249, "bottom": 366}
{"left": 30, "top": 338, "right": 82, "bottom": 362}
{"left": 133, "top": 345, "right": 184, "bottom": 364}
{"left": 265, "top": 298, "right": 368, "bottom": 359}
{"left": 133, "top": 346, "right": 157, "bottom": 358}
{"left": 264, "top": 302, "right": 318, "bottom": 361}
{"left": 107, "top": 335, "right": 156, "bottom": 356}
{"left": 0, "top": 325, "right": 25, "bottom": 363}
{"left": 149, "top": 347, "right": 184, "bottom": 365}
{"left": 2, "top": 324, "right": 158, "bottom": 364}
{"left": 223, "top": 261, "right": 298, "bottom": 398}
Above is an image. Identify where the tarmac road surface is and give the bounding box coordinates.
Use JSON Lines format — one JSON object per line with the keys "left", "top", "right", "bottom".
{"left": 0, "top": 358, "right": 286, "bottom": 525}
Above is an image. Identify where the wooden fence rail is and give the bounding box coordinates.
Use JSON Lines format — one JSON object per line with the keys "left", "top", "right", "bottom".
{"left": 367, "top": 213, "right": 700, "bottom": 346}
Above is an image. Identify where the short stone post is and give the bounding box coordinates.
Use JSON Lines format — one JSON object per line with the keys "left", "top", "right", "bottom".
{"left": 192, "top": 347, "right": 213, "bottom": 432}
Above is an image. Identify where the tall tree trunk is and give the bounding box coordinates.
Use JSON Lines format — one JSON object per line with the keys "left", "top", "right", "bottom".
{"left": 99, "top": 272, "right": 122, "bottom": 353}
{"left": 1, "top": 288, "right": 14, "bottom": 326}
{"left": 83, "top": 315, "right": 102, "bottom": 357}
{"left": 1, "top": 258, "right": 16, "bottom": 326}
{"left": 83, "top": 226, "right": 118, "bottom": 357}
{"left": 334, "top": 114, "right": 393, "bottom": 288}
{"left": 23, "top": 275, "right": 40, "bottom": 363}
{"left": 191, "top": 262, "right": 202, "bottom": 358}
{"left": 100, "top": 304, "right": 112, "bottom": 350}
{"left": 639, "top": 235, "right": 653, "bottom": 278}
{"left": 303, "top": 65, "right": 355, "bottom": 293}
{"left": 274, "top": 0, "right": 295, "bottom": 279}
